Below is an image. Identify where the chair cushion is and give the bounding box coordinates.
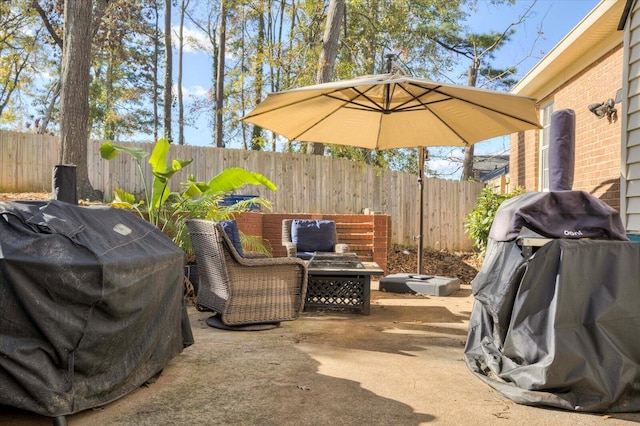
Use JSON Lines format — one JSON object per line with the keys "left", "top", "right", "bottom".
{"left": 291, "top": 219, "right": 335, "bottom": 253}
{"left": 220, "top": 220, "right": 244, "bottom": 257}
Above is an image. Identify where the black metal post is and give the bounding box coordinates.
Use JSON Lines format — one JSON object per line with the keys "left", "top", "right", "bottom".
{"left": 52, "top": 164, "right": 78, "bottom": 204}
{"left": 417, "top": 146, "right": 425, "bottom": 275}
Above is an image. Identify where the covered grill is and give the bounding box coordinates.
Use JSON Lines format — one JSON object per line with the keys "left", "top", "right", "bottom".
{"left": 464, "top": 110, "right": 640, "bottom": 412}
{"left": 0, "top": 200, "right": 193, "bottom": 418}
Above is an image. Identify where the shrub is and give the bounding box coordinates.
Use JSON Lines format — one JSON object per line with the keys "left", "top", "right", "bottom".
{"left": 464, "top": 186, "right": 524, "bottom": 253}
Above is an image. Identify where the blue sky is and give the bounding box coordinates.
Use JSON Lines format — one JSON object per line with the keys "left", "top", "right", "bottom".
{"left": 429, "top": 0, "right": 602, "bottom": 178}
{"left": 174, "top": 0, "right": 601, "bottom": 176}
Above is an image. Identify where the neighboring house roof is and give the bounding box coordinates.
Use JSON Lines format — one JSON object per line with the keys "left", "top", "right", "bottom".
{"left": 511, "top": 0, "right": 625, "bottom": 99}
{"left": 479, "top": 165, "right": 509, "bottom": 183}
{"left": 473, "top": 154, "right": 509, "bottom": 182}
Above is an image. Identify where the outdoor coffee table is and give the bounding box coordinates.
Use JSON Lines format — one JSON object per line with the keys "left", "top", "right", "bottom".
{"left": 305, "top": 252, "right": 383, "bottom": 315}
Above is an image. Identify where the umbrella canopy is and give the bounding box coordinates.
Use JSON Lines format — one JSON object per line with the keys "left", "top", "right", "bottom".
{"left": 242, "top": 73, "right": 541, "bottom": 274}
{"left": 242, "top": 73, "right": 541, "bottom": 149}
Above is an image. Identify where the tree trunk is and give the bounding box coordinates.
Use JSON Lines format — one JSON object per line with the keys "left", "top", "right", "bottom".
{"left": 177, "top": 0, "right": 188, "bottom": 145}
{"left": 215, "top": 0, "right": 226, "bottom": 148}
{"left": 153, "top": 4, "right": 160, "bottom": 142}
{"left": 306, "top": 0, "right": 344, "bottom": 156}
{"left": 461, "top": 144, "right": 475, "bottom": 181}
{"left": 59, "top": 0, "right": 99, "bottom": 200}
{"left": 316, "top": 0, "right": 344, "bottom": 84}
{"left": 461, "top": 62, "right": 479, "bottom": 181}
{"left": 163, "top": 0, "right": 172, "bottom": 142}
{"left": 240, "top": 6, "right": 248, "bottom": 150}
{"left": 251, "top": 8, "right": 265, "bottom": 150}
{"left": 104, "top": 51, "right": 115, "bottom": 141}
{"left": 272, "top": 0, "right": 286, "bottom": 152}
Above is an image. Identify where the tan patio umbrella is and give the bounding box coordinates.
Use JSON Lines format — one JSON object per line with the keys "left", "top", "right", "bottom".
{"left": 242, "top": 72, "right": 541, "bottom": 273}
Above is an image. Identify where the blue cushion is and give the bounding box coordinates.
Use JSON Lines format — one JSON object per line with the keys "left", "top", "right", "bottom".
{"left": 291, "top": 219, "right": 335, "bottom": 253}
{"left": 296, "top": 251, "right": 315, "bottom": 260}
{"left": 220, "top": 220, "right": 244, "bottom": 257}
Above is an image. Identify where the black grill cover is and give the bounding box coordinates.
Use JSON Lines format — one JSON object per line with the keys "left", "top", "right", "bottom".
{"left": 465, "top": 191, "right": 640, "bottom": 412}
{"left": 0, "top": 200, "right": 193, "bottom": 416}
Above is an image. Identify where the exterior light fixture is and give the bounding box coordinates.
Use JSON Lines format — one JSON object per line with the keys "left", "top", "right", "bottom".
{"left": 588, "top": 98, "right": 617, "bottom": 122}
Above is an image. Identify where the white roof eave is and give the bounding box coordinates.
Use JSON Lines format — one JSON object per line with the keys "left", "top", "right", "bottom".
{"left": 511, "top": 0, "right": 626, "bottom": 100}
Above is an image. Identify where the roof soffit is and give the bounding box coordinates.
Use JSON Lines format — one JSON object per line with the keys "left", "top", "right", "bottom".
{"left": 512, "top": 0, "right": 626, "bottom": 100}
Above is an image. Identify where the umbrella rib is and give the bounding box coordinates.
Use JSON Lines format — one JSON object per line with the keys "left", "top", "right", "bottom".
{"left": 391, "top": 83, "right": 438, "bottom": 112}
{"left": 288, "top": 102, "right": 351, "bottom": 141}
{"left": 324, "top": 86, "right": 387, "bottom": 112}
{"left": 385, "top": 83, "right": 472, "bottom": 143}
{"left": 243, "top": 92, "right": 331, "bottom": 120}
{"left": 426, "top": 109, "right": 472, "bottom": 145}
{"left": 244, "top": 88, "right": 366, "bottom": 140}
{"left": 289, "top": 84, "right": 389, "bottom": 142}
{"left": 450, "top": 97, "right": 541, "bottom": 128}
{"left": 405, "top": 82, "right": 541, "bottom": 128}
{"left": 324, "top": 94, "right": 384, "bottom": 112}
{"left": 286, "top": 88, "right": 377, "bottom": 140}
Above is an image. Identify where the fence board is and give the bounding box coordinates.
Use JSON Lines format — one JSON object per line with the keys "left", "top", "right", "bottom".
{"left": 0, "top": 130, "right": 484, "bottom": 249}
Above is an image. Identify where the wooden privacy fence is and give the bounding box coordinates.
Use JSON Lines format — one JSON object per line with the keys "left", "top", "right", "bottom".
{"left": 0, "top": 130, "right": 485, "bottom": 250}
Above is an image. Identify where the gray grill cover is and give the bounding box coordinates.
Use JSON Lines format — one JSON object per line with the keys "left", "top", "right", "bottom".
{"left": 0, "top": 200, "right": 193, "bottom": 416}
{"left": 549, "top": 109, "right": 575, "bottom": 191}
{"left": 465, "top": 191, "right": 640, "bottom": 412}
{"left": 489, "top": 191, "right": 627, "bottom": 242}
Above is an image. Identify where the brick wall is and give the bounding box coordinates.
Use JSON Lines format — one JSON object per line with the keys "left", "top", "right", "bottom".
{"left": 234, "top": 212, "right": 391, "bottom": 273}
{"left": 511, "top": 128, "right": 539, "bottom": 191}
{"left": 510, "top": 44, "right": 623, "bottom": 210}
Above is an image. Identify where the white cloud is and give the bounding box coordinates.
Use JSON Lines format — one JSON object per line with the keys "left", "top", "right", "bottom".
{"left": 173, "top": 84, "right": 209, "bottom": 101}
{"left": 172, "top": 25, "right": 213, "bottom": 54}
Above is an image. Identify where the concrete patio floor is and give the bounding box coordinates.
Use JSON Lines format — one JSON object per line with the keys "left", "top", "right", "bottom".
{"left": 3, "top": 286, "right": 640, "bottom": 425}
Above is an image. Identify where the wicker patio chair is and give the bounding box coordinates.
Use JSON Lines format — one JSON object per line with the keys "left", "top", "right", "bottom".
{"left": 187, "top": 219, "right": 308, "bottom": 327}
{"left": 282, "top": 219, "right": 350, "bottom": 260}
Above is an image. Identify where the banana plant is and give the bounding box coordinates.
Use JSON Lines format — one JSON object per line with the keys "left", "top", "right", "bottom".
{"left": 100, "top": 139, "right": 277, "bottom": 255}
{"left": 100, "top": 138, "right": 194, "bottom": 226}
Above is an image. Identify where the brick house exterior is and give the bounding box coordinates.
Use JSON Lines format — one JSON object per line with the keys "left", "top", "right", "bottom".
{"left": 510, "top": 1, "right": 625, "bottom": 212}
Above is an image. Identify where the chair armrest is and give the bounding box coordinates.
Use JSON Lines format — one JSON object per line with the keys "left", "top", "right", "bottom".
{"left": 283, "top": 242, "right": 297, "bottom": 257}
{"left": 243, "top": 251, "right": 270, "bottom": 259}
{"left": 233, "top": 255, "right": 307, "bottom": 269}
{"left": 335, "top": 243, "right": 350, "bottom": 253}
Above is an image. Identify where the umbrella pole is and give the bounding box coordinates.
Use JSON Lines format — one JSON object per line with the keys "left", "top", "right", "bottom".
{"left": 417, "top": 146, "right": 425, "bottom": 275}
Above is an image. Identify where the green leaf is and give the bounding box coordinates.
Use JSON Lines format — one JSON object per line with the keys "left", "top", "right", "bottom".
{"left": 114, "top": 188, "right": 137, "bottom": 204}
{"left": 148, "top": 140, "right": 194, "bottom": 211}
{"left": 153, "top": 158, "right": 193, "bottom": 182}
{"left": 151, "top": 179, "right": 170, "bottom": 210}
{"left": 149, "top": 138, "right": 170, "bottom": 174}
{"left": 99, "top": 142, "right": 148, "bottom": 162}
{"left": 181, "top": 181, "right": 211, "bottom": 199}
{"left": 206, "top": 167, "right": 277, "bottom": 194}
{"left": 172, "top": 158, "right": 193, "bottom": 171}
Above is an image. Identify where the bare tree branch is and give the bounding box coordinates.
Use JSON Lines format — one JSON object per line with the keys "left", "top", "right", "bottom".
{"left": 31, "top": 0, "right": 63, "bottom": 48}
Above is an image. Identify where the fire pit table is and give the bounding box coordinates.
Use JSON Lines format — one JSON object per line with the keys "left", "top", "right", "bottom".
{"left": 305, "top": 252, "right": 383, "bottom": 315}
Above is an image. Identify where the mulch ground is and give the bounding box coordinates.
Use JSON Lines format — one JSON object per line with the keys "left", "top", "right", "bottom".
{"left": 385, "top": 244, "right": 482, "bottom": 286}
{"left": 1, "top": 192, "right": 51, "bottom": 201}
{"left": 1, "top": 192, "right": 484, "bottom": 285}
